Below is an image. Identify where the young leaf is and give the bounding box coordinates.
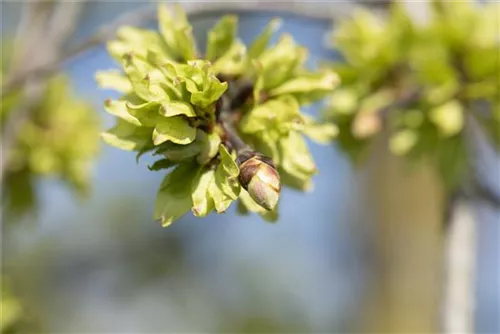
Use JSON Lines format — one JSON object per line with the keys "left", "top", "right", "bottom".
{"left": 239, "top": 96, "right": 302, "bottom": 134}
{"left": 116, "top": 26, "right": 171, "bottom": 60}
{"left": 123, "top": 55, "right": 168, "bottom": 102}
{"left": 101, "top": 119, "right": 153, "bottom": 151}
{"left": 212, "top": 40, "right": 248, "bottom": 76}
{"left": 160, "top": 101, "right": 196, "bottom": 118}
{"left": 104, "top": 99, "right": 141, "bottom": 126}
{"left": 191, "top": 168, "right": 216, "bottom": 217}
{"left": 156, "top": 140, "right": 202, "bottom": 161}
{"left": 147, "top": 158, "right": 177, "bottom": 171}
{"left": 279, "top": 131, "right": 317, "bottom": 182}
{"left": 196, "top": 131, "right": 221, "bottom": 164}
{"left": 158, "top": 4, "right": 197, "bottom": 61}
{"left": 95, "top": 70, "right": 133, "bottom": 93}
{"left": 126, "top": 101, "right": 161, "bottom": 127}
{"left": 248, "top": 18, "right": 282, "bottom": 59}
{"left": 153, "top": 116, "right": 196, "bottom": 145}
{"left": 300, "top": 115, "right": 339, "bottom": 144}
{"left": 154, "top": 162, "right": 201, "bottom": 226}
{"left": 208, "top": 145, "right": 241, "bottom": 213}
{"left": 206, "top": 15, "right": 238, "bottom": 61}
{"left": 268, "top": 71, "right": 339, "bottom": 98}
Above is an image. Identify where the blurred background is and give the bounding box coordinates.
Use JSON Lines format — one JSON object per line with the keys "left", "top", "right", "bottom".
{"left": 1, "top": 1, "right": 499, "bottom": 333}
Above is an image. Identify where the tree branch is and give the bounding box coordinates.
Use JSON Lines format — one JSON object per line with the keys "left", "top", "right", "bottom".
{"left": 1, "top": 4, "right": 158, "bottom": 98}
{"left": 441, "top": 196, "right": 477, "bottom": 334}
{"left": 218, "top": 95, "right": 251, "bottom": 154}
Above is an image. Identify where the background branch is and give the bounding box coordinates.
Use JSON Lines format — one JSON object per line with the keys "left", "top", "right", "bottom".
{"left": 1, "top": 1, "right": 85, "bottom": 182}
{"left": 1, "top": 4, "right": 157, "bottom": 98}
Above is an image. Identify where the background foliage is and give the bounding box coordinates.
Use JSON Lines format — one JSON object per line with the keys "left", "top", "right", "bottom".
{"left": 1, "top": 1, "right": 499, "bottom": 333}
{"left": 325, "top": 1, "right": 500, "bottom": 192}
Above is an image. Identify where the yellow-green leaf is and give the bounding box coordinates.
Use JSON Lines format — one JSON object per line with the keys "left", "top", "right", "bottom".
{"left": 154, "top": 163, "right": 200, "bottom": 226}
{"left": 206, "top": 15, "right": 238, "bottom": 61}
{"left": 95, "top": 70, "right": 132, "bottom": 93}
{"left": 153, "top": 116, "right": 196, "bottom": 145}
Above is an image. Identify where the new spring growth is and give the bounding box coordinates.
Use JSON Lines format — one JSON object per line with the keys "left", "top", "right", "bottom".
{"left": 326, "top": 0, "right": 500, "bottom": 191}
{"left": 218, "top": 85, "right": 281, "bottom": 211}
{"left": 97, "top": 4, "right": 340, "bottom": 225}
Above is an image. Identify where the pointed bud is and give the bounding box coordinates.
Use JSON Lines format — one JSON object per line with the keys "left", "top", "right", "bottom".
{"left": 238, "top": 153, "right": 281, "bottom": 211}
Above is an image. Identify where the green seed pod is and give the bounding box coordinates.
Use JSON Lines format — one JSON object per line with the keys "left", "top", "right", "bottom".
{"left": 238, "top": 152, "right": 281, "bottom": 211}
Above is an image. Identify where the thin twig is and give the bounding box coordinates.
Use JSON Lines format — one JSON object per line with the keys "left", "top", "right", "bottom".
{"left": 47, "top": 1, "right": 86, "bottom": 51}
{"left": 218, "top": 94, "right": 251, "bottom": 154}
{"left": 9, "top": 1, "right": 54, "bottom": 74}
{"left": 1, "top": 4, "right": 158, "bottom": 98}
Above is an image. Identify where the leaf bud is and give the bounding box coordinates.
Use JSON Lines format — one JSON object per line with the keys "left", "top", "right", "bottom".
{"left": 237, "top": 152, "right": 281, "bottom": 211}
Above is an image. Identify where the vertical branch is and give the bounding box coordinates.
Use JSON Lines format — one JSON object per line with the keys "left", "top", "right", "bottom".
{"left": 441, "top": 196, "right": 477, "bottom": 333}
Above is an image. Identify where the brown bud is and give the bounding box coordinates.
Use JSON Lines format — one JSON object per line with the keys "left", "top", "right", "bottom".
{"left": 238, "top": 153, "right": 281, "bottom": 211}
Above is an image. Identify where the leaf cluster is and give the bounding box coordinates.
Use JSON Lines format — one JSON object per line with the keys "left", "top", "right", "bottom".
{"left": 2, "top": 75, "right": 100, "bottom": 217}
{"left": 97, "top": 4, "right": 340, "bottom": 226}
{"left": 325, "top": 0, "right": 500, "bottom": 190}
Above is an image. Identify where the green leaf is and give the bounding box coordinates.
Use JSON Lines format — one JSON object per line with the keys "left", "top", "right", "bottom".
{"left": 104, "top": 99, "right": 141, "bottom": 126}
{"left": 156, "top": 140, "right": 202, "bottom": 161}
{"left": 154, "top": 162, "right": 201, "bottom": 226}
{"left": 206, "top": 15, "right": 238, "bottom": 61}
{"left": 212, "top": 40, "right": 248, "bottom": 76}
{"left": 107, "top": 40, "right": 131, "bottom": 64}
{"left": 279, "top": 131, "right": 316, "bottom": 184}
{"left": 191, "top": 168, "right": 216, "bottom": 217}
{"left": 429, "top": 100, "right": 464, "bottom": 137}
{"left": 300, "top": 115, "right": 339, "bottom": 144}
{"left": 196, "top": 131, "right": 221, "bottom": 164}
{"left": 160, "top": 101, "right": 196, "bottom": 117}
{"left": 218, "top": 144, "right": 239, "bottom": 178}
{"left": 192, "top": 80, "right": 228, "bottom": 109}
{"left": 174, "top": 60, "right": 228, "bottom": 108}
{"left": 123, "top": 55, "right": 169, "bottom": 102}
{"left": 101, "top": 119, "right": 153, "bottom": 151}
{"left": 126, "top": 100, "right": 161, "bottom": 127}
{"left": 248, "top": 18, "right": 282, "bottom": 59}
{"left": 207, "top": 145, "right": 241, "bottom": 213}
{"left": 135, "top": 144, "right": 156, "bottom": 163}
{"left": 278, "top": 168, "right": 313, "bottom": 191}
{"left": 239, "top": 96, "right": 303, "bottom": 135}
{"left": 108, "top": 26, "right": 170, "bottom": 63}
{"left": 148, "top": 158, "right": 177, "bottom": 171}
{"left": 268, "top": 70, "right": 339, "bottom": 98}
{"left": 95, "top": 70, "right": 132, "bottom": 93}
{"left": 158, "top": 4, "right": 197, "bottom": 61}
{"left": 153, "top": 116, "right": 196, "bottom": 145}
{"left": 256, "top": 34, "right": 307, "bottom": 90}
